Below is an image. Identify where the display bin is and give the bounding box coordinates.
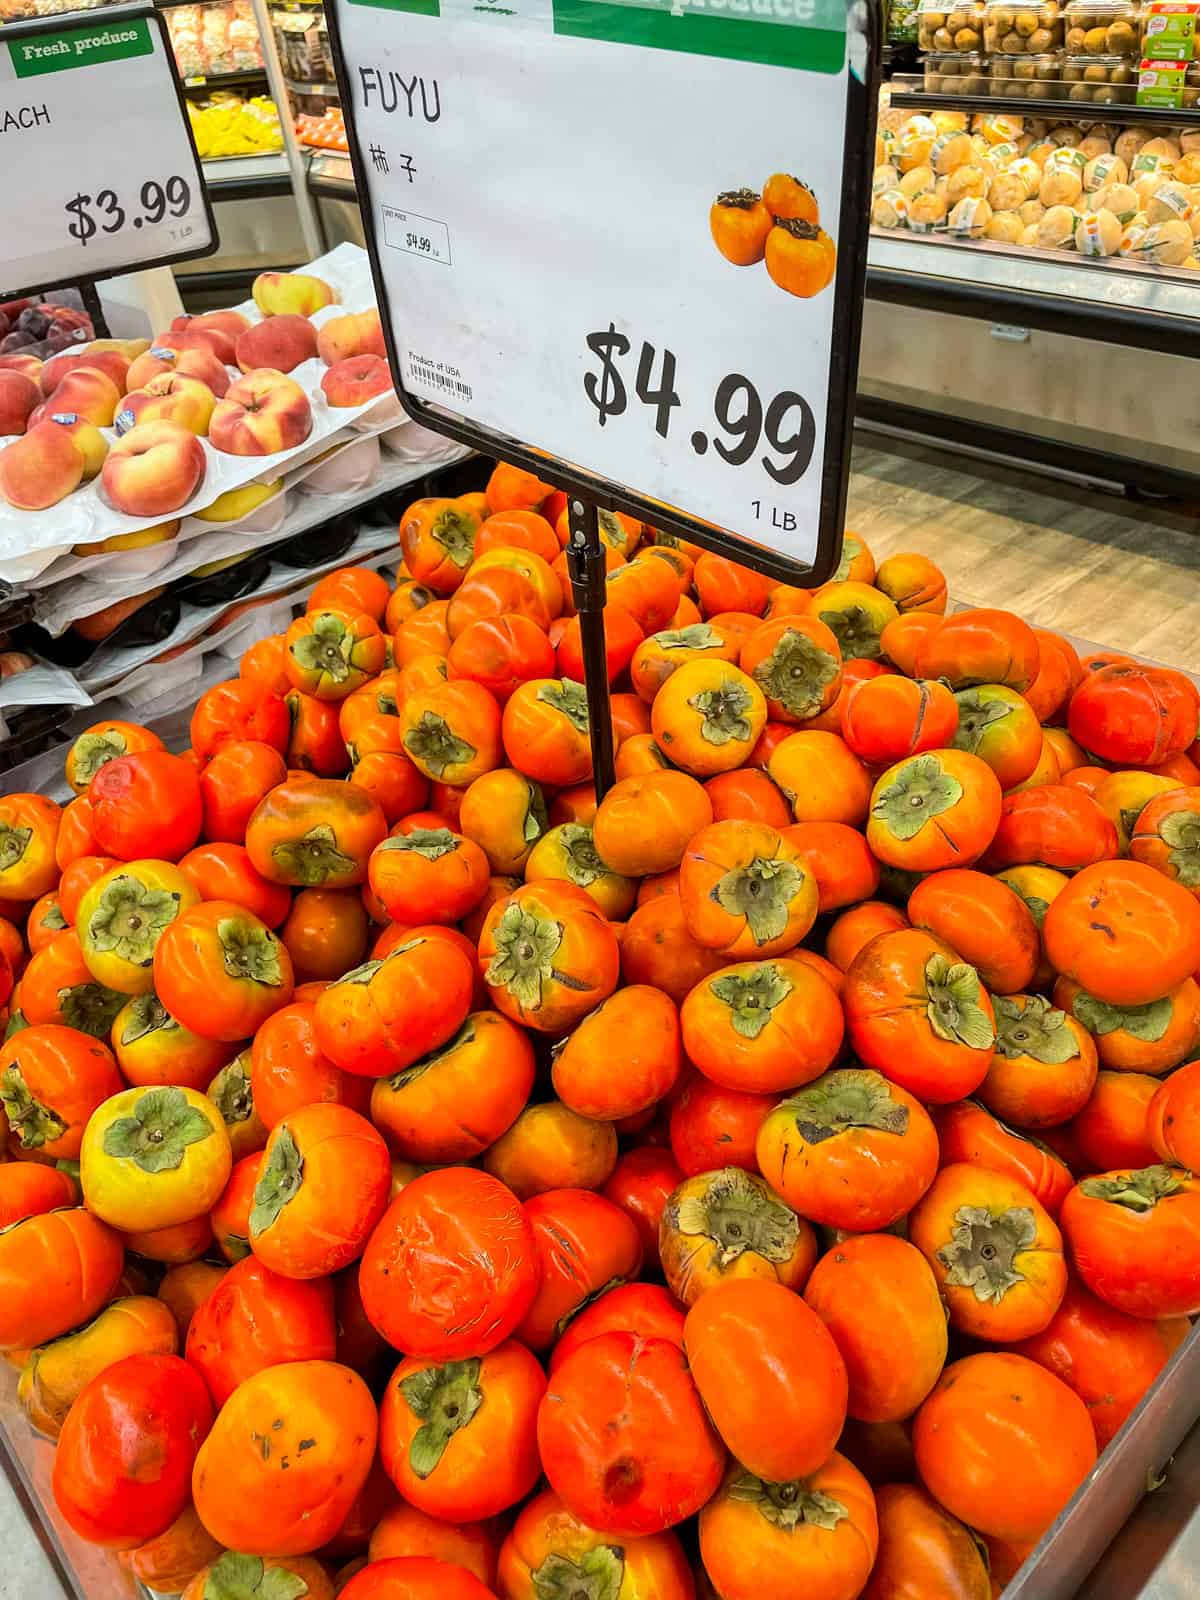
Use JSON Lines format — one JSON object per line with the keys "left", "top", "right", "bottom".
{"left": 984, "top": 0, "right": 1066, "bottom": 52}
{"left": 918, "top": 0, "right": 987, "bottom": 51}
{"left": 1064, "top": 0, "right": 1143, "bottom": 53}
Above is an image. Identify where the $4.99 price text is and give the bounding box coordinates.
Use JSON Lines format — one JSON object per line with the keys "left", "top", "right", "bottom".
{"left": 64, "top": 177, "right": 193, "bottom": 247}
{"left": 583, "top": 323, "right": 817, "bottom": 488}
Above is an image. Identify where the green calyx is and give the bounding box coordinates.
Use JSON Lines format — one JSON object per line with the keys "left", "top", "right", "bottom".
{"left": 69, "top": 731, "right": 127, "bottom": 789}
{"left": 671, "top": 1167, "right": 799, "bottom": 1267}
{"left": 557, "top": 824, "right": 611, "bottom": 888}
{"left": 485, "top": 903, "right": 564, "bottom": 1012}
{"left": 925, "top": 954, "right": 995, "bottom": 1051}
{"left": 538, "top": 679, "right": 590, "bottom": 734}
{"left": 727, "top": 1472, "right": 849, "bottom": 1532}
{"left": 39, "top": 903, "right": 68, "bottom": 934}
{"left": 712, "top": 857, "right": 806, "bottom": 946}
{"left": 271, "top": 824, "right": 356, "bottom": 887}
{"left": 782, "top": 1068, "right": 909, "bottom": 1146}
{"left": 994, "top": 995, "right": 1080, "bottom": 1064}
{"left": 830, "top": 535, "right": 862, "bottom": 584}
{"left": 404, "top": 711, "right": 476, "bottom": 777}
{"left": 4, "top": 1011, "right": 28, "bottom": 1041}
{"left": 596, "top": 510, "right": 629, "bottom": 552}
{"left": 1079, "top": 1164, "right": 1187, "bottom": 1212}
{"left": 523, "top": 781, "right": 550, "bottom": 845}
{"left": 872, "top": 755, "right": 963, "bottom": 842}
{"left": 203, "top": 1551, "right": 310, "bottom": 1600}
{"left": 654, "top": 623, "right": 723, "bottom": 652}
{"left": 58, "top": 981, "right": 124, "bottom": 1039}
{"left": 250, "top": 1126, "right": 304, "bottom": 1236}
{"left": 292, "top": 613, "right": 355, "bottom": 683}
{"left": 399, "top": 1357, "right": 484, "bottom": 1477}
{"left": 102, "top": 1086, "right": 215, "bottom": 1174}
{"left": 431, "top": 506, "right": 479, "bottom": 567}
{"left": 217, "top": 917, "right": 285, "bottom": 987}
{"left": 1158, "top": 810, "right": 1200, "bottom": 889}
{"left": 1070, "top": 989, "right": 1171, "bottom": 1044}
{"left": 378, "top": 827, "right": 460, "bottom": 862}
{"left": 952, "top": 689, "right": 1012, "bottom": 755}
{"left": 709, "top": 964, "right": 793, "bottom": 1039}
{"left": 86, "top": 875, "right": 180, "bottom": 967}
{"left": 0, "top": 1063, "right": 66, "bottom": 1150}
{"left": 817, "top": 603, "right": 880, "bottom": 661}
{"left": 211, "top": 1059, "right": 255, "bottom": 1128}
{"left": 120, "top": 993, "right": 178, "bottom": 1047}
{"left": 688, "top": 682, "right": 754, "bottom": 746}
{"left": 0, "top": 824, "right": 32, "bottom": 874}
{"left": 388, "top": 1017, "right": 476, "bottom": 1090}
{"left": 752, "top": 631, "right": 839, "bottom": 719}
{"left": 532, "top": 1546, "right": 625, "bottom": 1600}
{"left": 937, "top": 1203, "right": 1036, "bottom": 1303}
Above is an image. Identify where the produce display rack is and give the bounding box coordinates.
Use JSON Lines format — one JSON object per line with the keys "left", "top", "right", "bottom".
{"left": 889, "top": 87, "right": 1200, "bottom": 128}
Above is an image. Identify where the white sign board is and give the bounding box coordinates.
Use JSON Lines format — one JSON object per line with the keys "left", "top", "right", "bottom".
{"left": 0, "top": 5, "right": 215, "bottom": 296}
{"left": 329, "top": 0, "right": 877, "bottom": 581}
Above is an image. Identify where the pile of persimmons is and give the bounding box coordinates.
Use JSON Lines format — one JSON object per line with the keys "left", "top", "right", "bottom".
{"left": 2, "top": 458, "right": 1200, "bottom": 1600}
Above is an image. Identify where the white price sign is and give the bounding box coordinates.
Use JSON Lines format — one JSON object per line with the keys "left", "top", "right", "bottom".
{"left": 328, "top": 0, "right": 877, "bottom": 581}
{"left": 0, "top": 4, "right": 216, "bottom": 296}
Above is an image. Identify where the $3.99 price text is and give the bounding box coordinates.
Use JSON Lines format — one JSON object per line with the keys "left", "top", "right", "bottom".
{"left": 64, "top": 177, "right": 193, "bottom": 247}
{"left": 583, "top": 323, "right": 816, "bottom": 488}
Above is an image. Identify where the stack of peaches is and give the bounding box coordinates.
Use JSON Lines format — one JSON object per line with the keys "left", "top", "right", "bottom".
{"left": 0, "top": 270, "right": 393, "bottom": 528}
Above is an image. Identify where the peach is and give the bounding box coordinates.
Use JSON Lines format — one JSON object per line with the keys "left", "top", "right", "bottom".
{"left": 0, "top": 370, "right": 40, "bottom": 435}
{"left": 117, "top": 373, "right": 216, "bottom": 437}
{"left": 209, "top": 369, "right": 312, "bottom": 456}
{"left": 316, "top": 308, "right": 386, "bottom": 366}
{"left": 193, "top": 479, "right": 283, "bottom": 522}
{"left": 39, "top": 347, "right": 129, "bottom": 397}
{"left": 126, "top": 345, "right": 230, "bottom": 398}
{"left": 100, "top": 420, "right": 206, "bottom": 517}
{"left": 320, "top": 354, "right": 393, "bottom": 408}
{"left": 0, "top": 420, "right": 85, "bottom": 509}
{"left": 32, "top": 367, "right": 121, "bottom": 428}
{"left": 87, "top": 337, "right": 151, "bottom": 362}
{"left": 173, "top": 310, "right": 250, "bottom": 346}
{"left": 173, "top": 323, "right": 238, "bottom": 367}
{"left": 0, "top": 354, "right": 43, "bottom": 381}
{"left": 74, "top": 520, "right": 180, "bottom": 556}
{"left": 42, "top": 413, "right": 108, "bottom": 479}
{"left": 252, "top": 271, "right": 337, "bottom": 318}
{"left": 235, "top": 315, "right": 318, "bottom": 375}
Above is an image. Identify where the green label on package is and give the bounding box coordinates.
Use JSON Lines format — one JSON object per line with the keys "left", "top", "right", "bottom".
{"left": 1137, "top": 58, "right": 1186, "bottom": 100}
{"left": 1141, "top": 4, "right": 1198, "bottom": 59}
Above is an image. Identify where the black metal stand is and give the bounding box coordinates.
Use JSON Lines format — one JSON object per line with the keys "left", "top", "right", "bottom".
{"left": 77, "top": 280, "right": 109, "bottom": 341}
{"left": 565, "top": 496, "right": 616, "bottom": 802}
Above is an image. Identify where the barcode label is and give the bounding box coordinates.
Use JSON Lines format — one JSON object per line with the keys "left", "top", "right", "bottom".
{"left": 408, "top": 356, "right": 472, "bottom": 402}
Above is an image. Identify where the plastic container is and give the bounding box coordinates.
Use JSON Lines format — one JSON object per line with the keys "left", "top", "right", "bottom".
{"left": 1061, "top": 53, "right": 1139, "bottom": 95}
{"left": 918, "top": 0, "right": 986, "bottom": 51}
{"left": 1064, "top": 0, "right": 1142, "bottom": 52}
{"left": 925, "top": 48, "right": 991, "bottom": 89}
{"left": 1140, "top": 0, "right": 1200, "bottom": 58}
{"left": 987, "top": 50, "right": 1066, "bottom": 92}
{"left": 984, "top": 0, "right": 1066, "bottom": 52}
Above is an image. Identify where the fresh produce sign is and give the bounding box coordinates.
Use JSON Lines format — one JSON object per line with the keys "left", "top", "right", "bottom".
{"left": 326, "top": 0, "right": 880, "bottom": 582}
{"left": 0, "top": 4, "right": 215, "bottom": 297}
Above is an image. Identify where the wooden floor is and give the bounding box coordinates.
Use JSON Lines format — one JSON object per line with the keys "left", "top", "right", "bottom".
{"left": 846, "top": 437, "right": 1200, "bottom": 673}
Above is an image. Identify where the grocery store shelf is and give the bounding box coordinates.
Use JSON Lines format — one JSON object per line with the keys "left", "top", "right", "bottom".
{"left": 866, "top": 231, "right": 1200, "bottom": 356}
{"left": 181, "top": 66, "right": 268, "bottom": 89}
{"left": 307, "top": 152, "right": 355, "bottom": 197}
{"left": 201, "top": 149, "right": 292, "bottom": 198}
{"left": 890, "top": 89, "right": 1200, "bottom": 126}
{"left": 285, "top": 75, "right": 339, "bottom": 94}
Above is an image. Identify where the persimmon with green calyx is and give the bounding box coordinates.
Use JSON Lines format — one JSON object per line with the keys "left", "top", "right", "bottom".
{"left": 739, "top": 616, "right": 843, "bottom": 724}
{"left": 651, "top": 659, "right": 767, "bottom": 777}
{"left": 478, "top": 881, "right": 619, "bottom": 1034}
{"left": 756, "top": 1067, "right": 939, "bottom": 1233}
{"left": 814, "top": 580, "right": 899, "bottom": 663}
{"left": 525, "top": 823, "right": 636, "bottom": 920}
{"left": 0, "top": 1024, "right": 123, "bottom": 1161}
{"left": 658, "top": 1165, "right": 816, "bottom": 1307}
{"left": 497, "top": 1486, "right": 694, "bottom": 1600}
{"left": 909, "top": 1162, "right": 1067, "bottom": 1342}
{"left": 698, "top": 1455, "right": 879, "bottom": 1600}
{"left": 64, "top": 721, "right": 164, "bottom": 796}
{"left": 866, "top": 750, "right": 1002, "bottom": 873}
{"left": 76, "top": 860, "right": 199, "bottom": 997}
{"left": 81, "top": 1083, "right": 232, "bottom": 1232}
{"left": 19, "top": 929, "right": 126, "bottom": 1039}
{"left": 246, "top": 777, "right": 387, "bottom": 890}
{"left": 679, "top": 819, "right": 818, "bottom": 959}
{"left": 111, "top": 991, "right": 235, "bottom": 1091}
{"left": 181, "top": 1552, "right": 335, "bottom": 1600}
{"left": 249, "top": 1103, "right": 390, "bottom": 1279}
{"left": 153, "top": 900, "right": 294, "bottom": 1043}
{"left": 207, "top": 1052, "right": 268, "bottom": 1161}
{"left": 681, "top": 956, "right": 844, "bottom": 1094}
{"left": 1131, "top": 787, "right": 1200, "bottom": 893}
{"left": 401, "top": 680, "right": 503, "bottom": 787}
{"left": 380, "top": 1338, "right": 545, "bottom": 1520}
{"left": 951, "top": 684, "right": 1042, "bottom": 791}
{"left": 978, "top": 994, "right": 1097, "bottom": 1128}
{"left": 284, "top": 608, "right": 387, "bottom": 701}
{"left": 1060, "top": 1164, "right": 1200, "bottom": 1319}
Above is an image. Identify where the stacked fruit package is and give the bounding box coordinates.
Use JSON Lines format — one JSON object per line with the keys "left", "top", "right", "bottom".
{"left": 1, "top": 473, "right": 1199, "bottom": 1600}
